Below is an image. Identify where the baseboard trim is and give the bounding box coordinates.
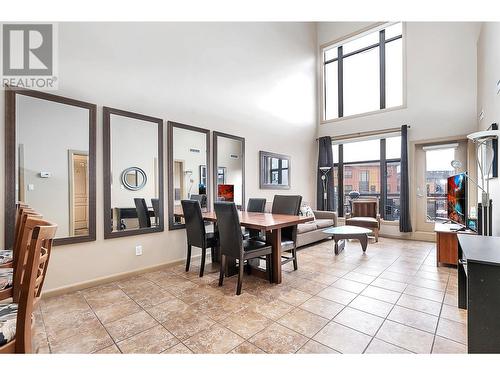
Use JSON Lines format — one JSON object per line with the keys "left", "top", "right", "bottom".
{"left": 41, "top": 257, "right": 188, "bottom": 299}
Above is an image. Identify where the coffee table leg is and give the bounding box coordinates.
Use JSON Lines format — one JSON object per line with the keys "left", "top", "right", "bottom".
{"left": 360, "top": 234, "right": 368, "bottom": 252}
{"left": 334, "top": 239, "right": 339, "bottom": 255}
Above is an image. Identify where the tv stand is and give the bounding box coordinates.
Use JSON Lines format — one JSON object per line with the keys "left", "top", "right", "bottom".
{"left": 434, "top": 223, "right": 475, "bottom": 266}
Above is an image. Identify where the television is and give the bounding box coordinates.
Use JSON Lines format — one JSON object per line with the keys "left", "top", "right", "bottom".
{"left": 217, "top": 184, "right": 234, "bottom": 202}
{"left": 447, "top": 173, "right": 467, "bottom": 225}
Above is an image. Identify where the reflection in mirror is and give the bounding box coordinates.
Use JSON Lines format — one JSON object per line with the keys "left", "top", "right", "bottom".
{"left": 5, "top": 87, "right": 96, "bottom": 246}
{"left": 213, "top": 132, "right": 245, "bottom": 209}
{"left": 259, "top": 151, "right": 291, "bottom": 189}
{"left": 103, "top": 108, "right": 163, "bottom": 238}
{"left": 121, "top": 167, "right": 147, "bottom": 191}
{"left": 168, "top": 122, "right": 210, "bottom": 229}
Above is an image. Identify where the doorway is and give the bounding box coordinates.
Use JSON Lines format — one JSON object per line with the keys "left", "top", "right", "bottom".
{"left": 415, "top": 140, "right": 467, "bottom": 233}
{"left": 69, "top": 150, "right": 89, "bottom": 236}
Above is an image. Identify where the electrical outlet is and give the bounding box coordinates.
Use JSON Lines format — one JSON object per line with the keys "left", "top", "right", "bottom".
{"left": 135, "top": 245, "right": 143, "bottom": 256}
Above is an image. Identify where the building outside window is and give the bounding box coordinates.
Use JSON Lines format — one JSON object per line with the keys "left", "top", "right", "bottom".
{"left": 331, "top": 135, "right": 401, "bottom": 221}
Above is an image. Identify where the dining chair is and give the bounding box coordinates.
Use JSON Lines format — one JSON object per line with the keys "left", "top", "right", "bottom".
{"left": 189, "top": 194, "right": 207, "bottom": 208}
{"left": 151, "top": 198, "right": 160, "bottom": 226}
{"left": 134, "top": 198, "right": 151, "bottom": 228}
{"left": 271, "top": 195, "right": 302, "bottom": 270}
{"left": 0, "top": 218, "right": 57, "bottom": 353}
{"left": 244, "top": 198, "right": 267, "bottom": 240}
{"left": 214, "top": 202, "right": 272, "bottom": 295}
{"left": 1, "top": 209, "right": 43, "bottom": 303}
{"left": 181, "top": 200, "right": 217, "bottom": 277}
{"left": 0, "top": 203, "right": 31, "bottom": 269}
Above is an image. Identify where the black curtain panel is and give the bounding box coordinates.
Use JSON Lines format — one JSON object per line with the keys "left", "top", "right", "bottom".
{"left": 399, "top": 125, "right": 412, "bottom": 232}
{"left": 316, "top": 136, "right": 335, "bottom": 211}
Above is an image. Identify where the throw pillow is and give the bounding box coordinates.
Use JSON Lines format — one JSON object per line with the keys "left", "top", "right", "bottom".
{"left": 300, "top": 205, "right": 316, "bottom": 220}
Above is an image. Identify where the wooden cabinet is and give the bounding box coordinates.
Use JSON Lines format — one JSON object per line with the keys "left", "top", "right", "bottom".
{"left": 435, "top": 223, "right": 475, "bottom": 266}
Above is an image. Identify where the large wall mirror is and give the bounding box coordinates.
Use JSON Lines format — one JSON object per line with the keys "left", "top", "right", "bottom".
{"left": 5, "top": 86, "right": 96, "bottom": 246}
{"left": 103, "top": 107, "right": 164, "bottom": 238}
{"left": 167, "top": 122, "right": 210, "bottom": 230}
{"left": 213, "top": 132, "right": 245, "bottom": 209}
{"left": 259, "top": 151, "right": 291, "bottom": 189}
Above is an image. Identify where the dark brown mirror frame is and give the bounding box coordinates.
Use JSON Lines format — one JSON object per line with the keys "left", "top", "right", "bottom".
{"left": 103, "top": 107, "right": 164, "bottom": 239}
{"left": 259, "top": 151, "right": 291, "bottom": 190}
{"left": 4, "top": 85, "right": 97, "bottom": 247}
{"left": 213, "top": 131, "right": 246, "bottom": 210}
{"left": 167, "top": 121, "right": 211, "bottom": 230}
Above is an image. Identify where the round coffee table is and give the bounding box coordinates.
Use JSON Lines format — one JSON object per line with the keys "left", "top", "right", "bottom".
{"left": 323, "top": 225, "right": 373, "bottom": 255}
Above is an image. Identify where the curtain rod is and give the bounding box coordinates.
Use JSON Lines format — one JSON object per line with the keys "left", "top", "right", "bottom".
{"left": 316, "top": 125, "right": 410, "bottom": 141}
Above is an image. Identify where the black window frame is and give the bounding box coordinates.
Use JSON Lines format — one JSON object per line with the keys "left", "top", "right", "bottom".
{"left": 269, "top": 157, "right": 289, "bottom": 185}
{"left": 333, "top": 137, "right": 401, "bottom": 221}
{"left": 323, "top": 23, "right": 403, "bottom": 121}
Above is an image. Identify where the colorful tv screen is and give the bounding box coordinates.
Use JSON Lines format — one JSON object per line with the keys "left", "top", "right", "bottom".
{"left": 447, "top": 173, "right": 467, "bottom": 225}
{"left": 217, "top": 184, "right": 234, "bottom": 202}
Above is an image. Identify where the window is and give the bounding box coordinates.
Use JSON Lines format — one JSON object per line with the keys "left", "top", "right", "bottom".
{"left": 331, "top": 135, "right": 401, "bottom": 221}
{"left": 425, "top": 147, "right": 456, "bottom": 222}
{"left": 269, "top": 157, "right": 289, "bottom": 185}
{"left": 322, "top": 22, "right": 404, "bottom": 121}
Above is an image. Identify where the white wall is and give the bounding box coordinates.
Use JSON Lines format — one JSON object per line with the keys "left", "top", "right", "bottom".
{"left": 477, "top": 22, "right": 500, "bottom": 235}
{"left": 110, "top": 114, "right": 158, "bottom": 209}
{"left": 16, "top": 95, "right": 89, "bottom": 238}
{"left": 0, "top": 22, "right": 318, "bottom": 291}
{"left": 172, "top": 127, "right": 208, "bottom": 202}
{"left": 317, "top": 22, "right": 480, "bottom": 142}
{"left": 216, "top": 136, "right": 243, "bottom": 206}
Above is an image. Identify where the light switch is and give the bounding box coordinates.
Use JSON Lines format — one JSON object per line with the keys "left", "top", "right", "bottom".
{"left": 28, "top": 184, "right": 35, "bottom": 191}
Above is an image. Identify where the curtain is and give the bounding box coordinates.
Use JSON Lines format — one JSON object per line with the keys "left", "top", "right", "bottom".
{"left": 317, "top": 136, "right": 335, "bottom": 211}
{"left": 399, "top": 125, "right": 412, "bottom": 232}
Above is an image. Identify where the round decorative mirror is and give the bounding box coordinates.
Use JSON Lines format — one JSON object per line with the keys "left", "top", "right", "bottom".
{"left": 121, "top": 167, "right": 147, "bottom": 191}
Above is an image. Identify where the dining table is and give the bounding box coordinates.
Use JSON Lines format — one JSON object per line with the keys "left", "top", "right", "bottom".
{"left": 174, "top": 208, "right": 314, "bottom": 284}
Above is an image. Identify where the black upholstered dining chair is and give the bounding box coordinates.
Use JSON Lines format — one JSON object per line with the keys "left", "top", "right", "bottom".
{"left": 271, "top": 195, "right": 302, "bottom": 270}
{"left": 244, "top": 198, "right": 267, "bottom": 240}
{"left": 134, "top": 198, "right": 151, "bottom": 228}
{"left": 214, "top": 202, "right": 272, "bottom": 295}
{"left": 151, "top": 198, "right": 160, "bottom": 226}
{"left": 181, "top": 200, "right": 217, "bottom": 277}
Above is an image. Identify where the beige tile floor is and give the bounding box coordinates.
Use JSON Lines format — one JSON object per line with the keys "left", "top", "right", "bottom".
{"left": 33, "top": 238, "right": 467, "bottom": 354}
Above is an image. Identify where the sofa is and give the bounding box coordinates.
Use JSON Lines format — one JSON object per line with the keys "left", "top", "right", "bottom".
{"left": 296, "top": 210, "right": 338, "bottom": 248}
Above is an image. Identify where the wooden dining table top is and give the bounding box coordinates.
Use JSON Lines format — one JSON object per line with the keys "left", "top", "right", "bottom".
{"left": 173, "top": 207, "right": 313, "bottom": 231}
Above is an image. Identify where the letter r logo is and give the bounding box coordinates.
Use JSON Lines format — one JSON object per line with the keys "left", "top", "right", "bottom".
{"left": 3, "top": 24, "right": 53, "bottom": 76}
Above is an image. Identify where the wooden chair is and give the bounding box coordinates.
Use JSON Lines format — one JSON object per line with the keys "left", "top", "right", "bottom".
{"left": 0, "top": 218, "right": 57, "bottom": 353}
{"left": 0, "top": 203, "right": 31, "bottom": 269}
{"left": 0, "top": 209, "right": 43, "bottom": 302}
{"left": 345, "top": 198, "right": 381, "bottom": 242}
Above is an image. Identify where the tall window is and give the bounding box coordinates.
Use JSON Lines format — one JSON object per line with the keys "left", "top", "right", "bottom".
{"left": 322, "top": 22, "right": 404, "bottom": 121}
{"left": 332, "top": 135, "right": 401, "bottom": 221}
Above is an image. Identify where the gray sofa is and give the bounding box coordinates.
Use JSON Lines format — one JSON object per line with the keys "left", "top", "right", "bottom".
{"left": 296, "top": 210, "right": 337, "bottom": 248}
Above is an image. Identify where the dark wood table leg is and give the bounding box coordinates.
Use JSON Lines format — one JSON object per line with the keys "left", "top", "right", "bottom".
{"left": 268, "top": 229, "right": 282, "bottom": 284}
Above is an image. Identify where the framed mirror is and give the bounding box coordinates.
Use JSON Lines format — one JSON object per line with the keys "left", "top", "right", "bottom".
{"left": 213, "top": 132, "right": 245, "bottom": 209}
{"left": 259, "top": 151, "right": 291, "bottom": 189}
{"left": 4, "top": 86, "right": 97, "bottom": 247}
{"left": 168, "top": 122, "right": 210, "bottom": 230}
{"left": 103, "top": 107, "right": 164, "bottom": 238}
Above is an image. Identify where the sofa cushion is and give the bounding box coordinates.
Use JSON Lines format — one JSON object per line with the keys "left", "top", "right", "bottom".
{"left": 346, "top": 217, "right": 379, "bottom": 229}
{"left": 299, "top": 205, "right": 316, "bottom": 220}
{"left": 0, "top": 269, "right": 13, "bottom": 291}
{"left": 297, "top": 222, "right": 318, "bottom": 234}
{"left": 314, "top": 219, "right": 334, "bottom": 229}
{"left": 0, "top": 303, "right": 17, "bottom": 346}
{"left": 0, "top": 250, "right": 13, "bottom": 265}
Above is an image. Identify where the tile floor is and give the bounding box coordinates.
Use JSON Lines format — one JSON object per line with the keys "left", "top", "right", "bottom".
{"left": 33, "top": 238, "right": 467, "bottom": 354}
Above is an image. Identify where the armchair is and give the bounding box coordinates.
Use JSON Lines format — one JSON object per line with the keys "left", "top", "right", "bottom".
{"left": 345, "top": 199, "right": 380, "bottom": 242}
